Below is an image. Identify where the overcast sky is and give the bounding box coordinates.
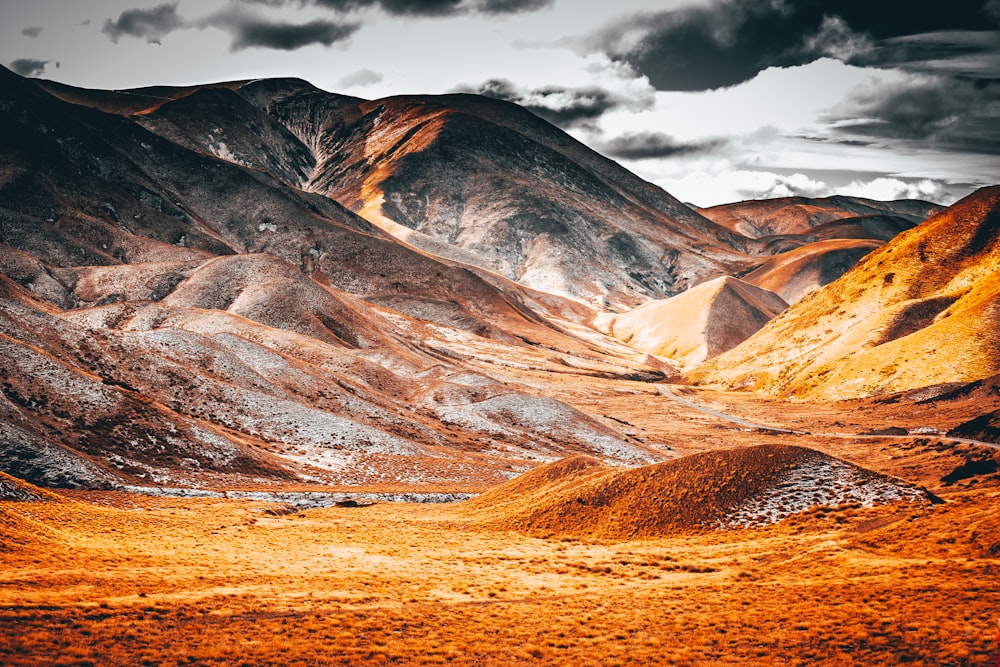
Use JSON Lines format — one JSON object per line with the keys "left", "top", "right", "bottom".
{"left": 3, "top": 0, "right": 999, "bottom": 206}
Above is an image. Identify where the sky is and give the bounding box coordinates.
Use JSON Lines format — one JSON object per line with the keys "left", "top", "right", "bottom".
{"left": 2, "top": 0, "right": 999, "bottom": 207}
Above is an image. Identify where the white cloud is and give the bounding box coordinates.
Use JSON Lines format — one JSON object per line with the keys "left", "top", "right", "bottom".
{"left": 654, "top": 163, "right": 830, "bottom": 207}
{"left": 336, "top": 68, "right": 383, "bottom": 88}
{"left": 834, "top": 177, "right": 947, "bottom": 202}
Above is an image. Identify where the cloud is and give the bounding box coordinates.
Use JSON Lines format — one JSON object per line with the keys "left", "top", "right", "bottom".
{"left": 337, "top": 68, "right": 383, "bottom": 87}
{"left": 249, "top": 0, "right": 551, "bottom": 15}
{"left": 825, "top": 74, "right": 1000, "bottom": 154}
{"left": 584, "top": 0, "right": 999, "bottom": 91}
{"left": 731, "top": 170, "right": 831, "bottom": 200}
{"left": 100, "top": 3, "right": 361, "bottom": 50}
{"left": 858, "top": 30, "right": 1000, "bottom": 80}
{"left": 476, "top": 0, "right": 551, "bottom": 12}
{"left": 228, "top": 17, "right": 359, "bottom": 50}
{"left": 20, "top": 27, "right": 43, "bottom": 39}
{"left": 658, "top": 162, "right": 955, "bottom": 207}
{"left": 801, "top": 16, "right": 875, "bottom": 62}
{"left": 319, "top": 0, "right": 463, "bottom": 15}
{"left": 8, "top": 58, "right": 50, "bottom": 77}
{"left": 102, "top": 2, "right": 185, "bottom": 44}
{"left": 836, "top": 176, "right": 948, "bottom": 201}
{"left": 197, "top": 7, "right": 359, "bottom": 50}
{"left": 455, "top": 78, "right": 652, "bottom": 128}
{"left": 598, "top": 131, "right": 724, "bottom": 160}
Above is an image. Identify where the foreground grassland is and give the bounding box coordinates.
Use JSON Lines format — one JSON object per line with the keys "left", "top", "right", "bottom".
{"left": 2, "top": 490, "right": 998, "bottom": 666}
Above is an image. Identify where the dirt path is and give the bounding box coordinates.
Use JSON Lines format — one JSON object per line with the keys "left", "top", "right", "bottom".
{"left": 656, "top": 385, "right": 1000, "bottom": 450}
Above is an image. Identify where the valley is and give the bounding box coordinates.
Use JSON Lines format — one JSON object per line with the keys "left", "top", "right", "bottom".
{"left": 1, "top": 63, "right": 999, "bottom": 666}
{"left": 2, "top": 475, "right": 998, "bottom": 666}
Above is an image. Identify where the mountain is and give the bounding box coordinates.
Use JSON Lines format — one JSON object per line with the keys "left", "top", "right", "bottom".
{"left": 696, "top": 196, "right": 940, "bottom": 303}
{"left": 1, "top": 66, "right": 672, "bottom": 489}
{"left": 596, "top": 276, "right": 788, "bottom": 369}
{"left": 697, "top": 195, "right": 941, "bottom": 240}
{"left": 687, "top": 186, "right": 1000, "bottom": 399}
{"left": 471, "top": 445, "right": 929, "bottom": 539}
{"left": 58, "top": 76, "right": 760, "bottom": 309}
{"left": 740, "top": 238, "right": 883, "bottom": 304}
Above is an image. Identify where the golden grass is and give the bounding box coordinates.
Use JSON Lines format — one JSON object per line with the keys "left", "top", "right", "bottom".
{"left": 1, "top": 488, "right": 998, "bottom": 666}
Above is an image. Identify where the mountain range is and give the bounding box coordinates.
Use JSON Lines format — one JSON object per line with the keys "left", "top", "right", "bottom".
{"left": 1, "top": 64, "right": 998, "bottom": 496}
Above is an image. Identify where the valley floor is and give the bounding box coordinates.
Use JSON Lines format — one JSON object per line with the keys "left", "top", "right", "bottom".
{"left": 2, "top": 487, "right": 998, "bottom": 666}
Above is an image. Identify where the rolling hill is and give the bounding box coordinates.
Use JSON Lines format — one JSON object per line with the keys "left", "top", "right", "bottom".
{"left": 471, "top": 445, "right": 929, "bottom": 539}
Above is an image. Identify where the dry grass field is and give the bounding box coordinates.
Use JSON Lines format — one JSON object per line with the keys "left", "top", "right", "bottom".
{"left": 2, "top": 478, "right": 999, "bottom": 667}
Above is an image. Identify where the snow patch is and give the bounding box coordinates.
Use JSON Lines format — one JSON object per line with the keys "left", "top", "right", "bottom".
{"left": 725, "top": 452, "right": 925, "bottom": 528}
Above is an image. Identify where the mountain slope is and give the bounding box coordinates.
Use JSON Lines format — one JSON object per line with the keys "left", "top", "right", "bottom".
{"left": 122, "top": 79, "right": 759, "bottom": 309}
{"left": 741, "top": 238, "right": 883, "bottom": 304}
{"left": 597, "top": 276, "right": 788, "bottom": 369}
{"left": 697, "top": 195, "right": 941, "bottom": 239}
{"left": 688, "top": 186, "right": 1000, "bottom": 399}
{"left": 0, "top": 66, "right": 666, "bottom": 489}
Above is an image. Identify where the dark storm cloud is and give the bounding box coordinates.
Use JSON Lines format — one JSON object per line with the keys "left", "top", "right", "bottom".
{"left": 20, "top": 27, "right": 43, "bottom": 38}
{"left": 455, "top": 78, "right": 649, "bottom": 128}
{"left": 102, "top": 2, "right": 185, "bottom": 44}
{"left": 859, "top": 31, "right": 1000, "bottom": 80}
{"left": 826, "top": 75, "right": 1000, "bottom": 154}
{"left": 193, "top": 6, "right": 359, "bottom": 50}
{"left": 476, "top": 0, "right": 551, "bottom": 12}
{"left": 9, "top": 58, "right": 50, "bottom": 77}
{"left": 244, "top": 0, "right": 551, "bottom": 15}
{"left": 597, "top": 132, "right": 724, "bottom": 160}
{"left": 587, "top": 0, "right": 999, "bottom": 91}
{"left": 312, "top": 0, "right": 462, "bottom": 15}
{"left": 227, "top": 17, "right": 359, "bottom": 50}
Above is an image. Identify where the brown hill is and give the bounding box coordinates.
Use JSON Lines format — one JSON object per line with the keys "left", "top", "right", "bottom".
{"left": 742, "top": 238, "right": 883, "bottom": 304}
{"left": 474, "top": 445, "right": 928, "bottom": 539}
{"left": 597, "top": 276, "right": 788, "bottom": 369}
{"left": 697, "top": 195, "right": 940, "bottom": 239}
{"left": 688, "top": 186, "right": 1000, "bottom": 399}
{"left": 135, "top": 87, "right": 316, "bottom": 188}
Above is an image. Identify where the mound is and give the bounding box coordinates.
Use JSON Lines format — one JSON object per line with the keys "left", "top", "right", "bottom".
{"left": 482, "top": 445, "right": 928, "bottom": 539}
{"left": 689, "top": 186, "right": 1000, "bottom": 399}
{"left": 598, "top": 277, "right": 787, "bottom": 369}
{"left": 466, "top": 455, "right": 611, "bottom": 514}
{"left": 742, "top": 238, "right": 883, "bottom": 304}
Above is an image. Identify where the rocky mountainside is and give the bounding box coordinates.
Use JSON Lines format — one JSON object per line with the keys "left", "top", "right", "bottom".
{"left": 1, "top": 64, "right": 979, "bottom": 494}
{"left": 1, "top": 66, "right": 674, "bottom": 490}
{"left": 47, "top": 76, "right": 761, "bottom": 309}
{"left": 688, "top": 187, "right": 1000, "bottom": 399}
